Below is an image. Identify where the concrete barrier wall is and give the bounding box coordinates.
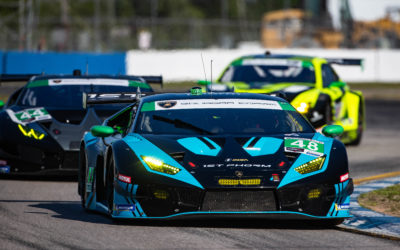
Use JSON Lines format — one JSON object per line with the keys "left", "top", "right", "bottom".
{"left": 127, "top": 48, "right": 400, "bottom": 83}
{"left": 1, "top": 51, "right": 126, "bottom": 76}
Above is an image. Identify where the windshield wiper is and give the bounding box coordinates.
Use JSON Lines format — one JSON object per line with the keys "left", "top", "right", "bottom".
{"left": 153, "top": 115, "right": 213, "bottom": 135}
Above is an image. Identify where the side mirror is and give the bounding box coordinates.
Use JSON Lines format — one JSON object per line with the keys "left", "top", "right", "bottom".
{"left": 322, "top": 125, "right": 344, "bottom": 138}
{"left": 0, "top": 100, "right": 4, "bottom": 109}
{"left": 91, "top": 125, "right": 114, "bottom": 138}
{"left": 197, "top": 80, "right": 211, "bottom": 85}
{"left": 329, "top": 81, "right": 346, "bottom": 88}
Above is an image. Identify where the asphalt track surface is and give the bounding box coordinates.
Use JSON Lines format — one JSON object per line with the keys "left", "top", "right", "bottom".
{"left": 1, "top": 99, "right": 400, "bottom": 249}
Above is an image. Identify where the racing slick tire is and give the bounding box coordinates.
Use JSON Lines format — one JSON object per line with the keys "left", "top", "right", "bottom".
{"left": 78, "top": 145, "right": 89, "bottom": 210}
{"left": 347, "top": 102, "right": 364, "bottom": 146}
{"left": 106, "top": 153, "right": 116, "bottom": 216}
{"left": 324, "top": 102, "right": 333, "bottom": 125}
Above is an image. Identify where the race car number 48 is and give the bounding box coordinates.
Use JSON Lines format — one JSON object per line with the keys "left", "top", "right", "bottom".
{"left": 284, "top": 138, "right": 324, "bottom": 155}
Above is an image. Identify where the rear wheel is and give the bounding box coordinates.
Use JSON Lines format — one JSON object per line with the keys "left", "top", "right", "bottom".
{"left": 324, "top": 102, "right": 333, "bottom": 125}
{"left": 348, "top": 101, "right": 364, "bottom": 146}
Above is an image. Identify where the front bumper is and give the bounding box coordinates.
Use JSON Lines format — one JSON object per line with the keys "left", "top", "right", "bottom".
{"left": 0, "top": 147, "right": 79, "bottom": 175}
{"left": 111, "top": 178, "right": 353, "bottom": 220}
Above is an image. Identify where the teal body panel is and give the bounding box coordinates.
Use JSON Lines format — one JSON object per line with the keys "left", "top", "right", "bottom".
{"left": 243, "top": 137, "right": 283, "bottom": 156}
{"left": 123, "top": 134, "right": 204, "bottom": 189}
{"left": 177, "top": 137, "right": 221, "bottom": 156}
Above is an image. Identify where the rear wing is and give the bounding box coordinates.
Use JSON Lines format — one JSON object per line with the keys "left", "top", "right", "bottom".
{"left": 326, "top": 58, "right": 363, "bottom": 67}
{"left": 139, "top": 75, "right": 163, "bottom": 86}
{"left": 0, "top": 72, "right": 163, "bottom": 86}
{"left": 82, "top": 92, "right": 151, "bottom": 109}
{"left": 0, "top": 74, "right": 36, "bottom": 82}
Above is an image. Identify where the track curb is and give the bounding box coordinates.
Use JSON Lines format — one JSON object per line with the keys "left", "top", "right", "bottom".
{"left": 338, "top": 174, "right": 400, "bottom": 240}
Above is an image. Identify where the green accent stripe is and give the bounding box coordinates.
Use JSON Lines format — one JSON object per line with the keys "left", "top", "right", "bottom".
{"left": 128, "top": 81, "right": 151, "bottom": 89}
{"left": 279, "top": 101, "right": 296, "bottom": 111}
{"left": 141, "top": 102, "right": 155, "bottom": 112}
{"left": 27, "top": 80, "right": 49, "bottom": 88}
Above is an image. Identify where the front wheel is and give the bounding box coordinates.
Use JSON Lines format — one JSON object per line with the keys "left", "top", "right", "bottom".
{"left": 106, "top": 155, "right": 116, "bottom": 216}
{"left": 78, "top": 147, "right": 88, "bottom": 209}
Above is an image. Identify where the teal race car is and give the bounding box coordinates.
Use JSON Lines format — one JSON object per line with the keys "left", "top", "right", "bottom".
{"left": 199, "top": 52, "right": 365, "bottom": 145}
{"left": 78, "top": 88, "right": 353, "bottom": 225}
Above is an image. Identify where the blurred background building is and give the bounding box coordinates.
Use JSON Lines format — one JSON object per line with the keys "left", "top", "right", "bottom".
{"left": 1, "top": 0, "right": 400, "bottom": 51}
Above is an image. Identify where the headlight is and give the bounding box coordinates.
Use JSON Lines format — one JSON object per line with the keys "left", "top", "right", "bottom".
{"left": 141, "top": 156, "right": 180, "bottom": 175}
{"left": 294, "top": 156, "right": 325, "bottom": 174}
{"left": 296, "top": 102, "right": 309, "bottom": 113}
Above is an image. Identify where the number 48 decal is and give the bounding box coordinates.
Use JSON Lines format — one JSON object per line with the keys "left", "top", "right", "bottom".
{"left": 284, "top": 138, "right": 324, "bottom": 154}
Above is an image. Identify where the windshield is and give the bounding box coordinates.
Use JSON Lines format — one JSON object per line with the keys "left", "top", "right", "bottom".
{"left": 135, "top": 99, "right": 314, "bottom": 135}
{"left": 17, "top": 84, "right": 151, "bottom": 109}
{"left": 220, "top": 64, "right": 315, "bottom": 85}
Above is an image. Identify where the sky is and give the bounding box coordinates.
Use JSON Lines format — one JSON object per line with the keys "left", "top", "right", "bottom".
{"left": 328, "top": 0, "right": 400, "bottom": 28}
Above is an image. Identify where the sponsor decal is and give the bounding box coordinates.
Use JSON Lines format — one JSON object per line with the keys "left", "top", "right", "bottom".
{"left": 116, "top": 204, "right": 136, "bottom": 212}
{"left": 87, "top": 167, "right": 94, "bottom": 182}
{"left": 270, "top": 174, "right": 280, "bottom": 182}
{"left": 157, "top": 101, "right": 177, "bottom": 109}
{"left": 340, "top": 172, "right": 349, "bottom": 182}
{"left": 0, "top": 166, "right": 10, "bottom": 174}
{"left": 225, "top": 158, "right": 248, "bottom": 162}
{"left": 49, "top": 78, "right": 130, "bottom": 86}
{"left": 118, "top": 173, "right": 131, "bottom": 183}
{"left": 203, "top": 163, "right": 271, "bottom": 168}
{"left": 6, "top": 107, "right": 52, "bottom": 125}
{"left": 86, "top": 183, "right": 93, "bottom": 192}
{"left": 284, "top": 137, "right": 324, "bottom": 156}
{"left": 86, "top": 167, "right": 94, "bottom": 192}
{"left": 242, "top": 59, "right": 302, "bottom": 67}
{"left": 142, "top": 99, "right": 283, "bottom": 112}
{"left": 335, "top": 203, "right": 350, "bottom": 210}
{"left": 235, "top": 171, "right": 243, "bottom": 178}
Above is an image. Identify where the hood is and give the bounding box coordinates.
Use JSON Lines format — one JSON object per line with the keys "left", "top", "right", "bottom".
{"left": 138, "top": 133, "right": 318, "bottom": 188}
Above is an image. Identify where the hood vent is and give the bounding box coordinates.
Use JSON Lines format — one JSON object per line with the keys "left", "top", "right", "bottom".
{"left": 168, "top": 151, "right": 185, "bottom": 164}
{"left": 284, "top": 151, "right": 299, "bottom": 164}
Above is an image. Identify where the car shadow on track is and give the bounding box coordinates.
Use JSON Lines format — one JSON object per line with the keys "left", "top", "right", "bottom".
{"left": 27, "top": 200, "right": 337, "bottom": 230}
{"left": 26, "top": 201, "right": 112, "bottom": 225}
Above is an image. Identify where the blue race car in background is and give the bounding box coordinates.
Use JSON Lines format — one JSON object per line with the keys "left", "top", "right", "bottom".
{"left": 79, "top": 89, "right": 353, "bottom": 225}
{"left": 0, "top": 73, "right": 161, "bottom": 175}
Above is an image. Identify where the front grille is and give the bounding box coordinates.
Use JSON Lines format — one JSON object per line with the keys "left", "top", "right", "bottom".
{"left": 176, "top": 188, "right": 202, "bottom": 207}
{"left": 201, "top": 190, "right": 276, "bottom": 212}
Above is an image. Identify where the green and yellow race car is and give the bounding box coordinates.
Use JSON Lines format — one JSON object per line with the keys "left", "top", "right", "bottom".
{"left": 199, "top": 52, "right": 365, "bottom": 145}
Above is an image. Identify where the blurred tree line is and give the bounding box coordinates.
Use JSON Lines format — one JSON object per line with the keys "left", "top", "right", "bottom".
{"left": 0, "top": 0, "right": 304, "bottom": 51}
